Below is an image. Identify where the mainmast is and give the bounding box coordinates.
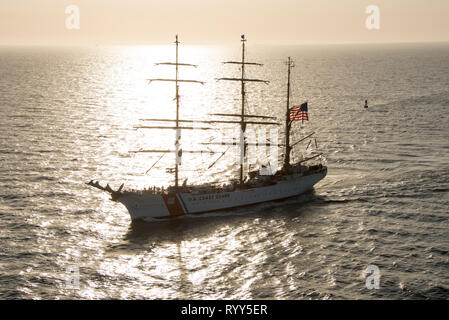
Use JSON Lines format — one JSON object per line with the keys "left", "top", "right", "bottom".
{"left": 240, "top": 37, "right": 246, "bottom": 184}
{"left": 175, "top": 35, "right": 180, "bottom": 189}
{"left": 217, "top": 35, "right": 269, "bottom": 185}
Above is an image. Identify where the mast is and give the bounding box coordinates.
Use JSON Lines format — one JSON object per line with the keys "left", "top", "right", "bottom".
{"left": 217, "top": 35, "right": 269, "bottom": 186}
{"left": 240, "top": 37, "right": 246, "bottom": 184}
{"left": 283, "top": 57, "right": 294, "bottom": 172}
{"left": 144, "top": 35, "right": 204, "bottom": 190}
{"left": 175, "top": 35, "right": 180, "bottom": 189}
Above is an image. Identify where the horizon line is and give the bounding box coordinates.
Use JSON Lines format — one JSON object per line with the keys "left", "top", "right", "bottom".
{"left": 1, "top": 40, "right": 449, "bottom": 48}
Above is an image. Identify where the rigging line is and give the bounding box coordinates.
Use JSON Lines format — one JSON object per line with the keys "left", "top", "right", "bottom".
{"left": 146, "top": 79, "right": 205, "bottom": 84}
{"left": 290, "top": 132, "right": 316, "bottom": 148}
{"left": 306, "top": 140, "right": 312, "bottom": 150}
{"left": 209, "top": 113, "right": 277, "bottom": 120}
{"left": 154, "top": 62, "right": 198, "bottom": 67}
{"left": 207, "top": 147, "right": 231, "bottom": 170}
{"left": 298, "top": 153, "right": 323, "bottom": 164}
{"left": 222, "top": 61, "right": 264, "bottom": 66}
{"left": 145, "top": 153, "right": 166, "bottom": 174}
{"left": 139, "top": 119, "right": 280, "bottom": 125}
{"left": 215, "top": 77, "right": 269, "bottom": 84}
{"left": 135, "top": 126, "right": 215, "bottom": 130}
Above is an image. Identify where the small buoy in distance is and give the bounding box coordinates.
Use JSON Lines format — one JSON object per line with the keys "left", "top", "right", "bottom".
{"left": 364, "top": 100, "right": 368, "bottom": 108}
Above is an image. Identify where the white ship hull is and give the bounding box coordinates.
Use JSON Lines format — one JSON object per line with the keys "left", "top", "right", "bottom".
{"left": 116, "top": 169, "right": 327, "bottom": 220}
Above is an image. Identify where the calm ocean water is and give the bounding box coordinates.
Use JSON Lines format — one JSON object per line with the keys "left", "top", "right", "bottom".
{"left": 0, "top": 43, "right": 448, "bottom": 299}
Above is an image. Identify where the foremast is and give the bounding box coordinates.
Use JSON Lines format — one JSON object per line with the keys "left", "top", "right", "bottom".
{"left": 143, "top": 35, "right": 204, "bottom": 190}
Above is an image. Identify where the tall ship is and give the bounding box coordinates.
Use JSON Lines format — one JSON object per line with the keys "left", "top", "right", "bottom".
{"left": 87, "top": 35, "right": 327, "bottom": 220}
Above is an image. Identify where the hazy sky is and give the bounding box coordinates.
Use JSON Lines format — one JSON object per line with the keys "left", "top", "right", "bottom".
{"left": 1, "top": 0, "right": 448, "bottom": 45}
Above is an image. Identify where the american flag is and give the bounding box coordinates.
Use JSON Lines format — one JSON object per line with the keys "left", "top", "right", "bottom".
{"left": 290, "top": 102, "right": 308, "bottom": 121}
